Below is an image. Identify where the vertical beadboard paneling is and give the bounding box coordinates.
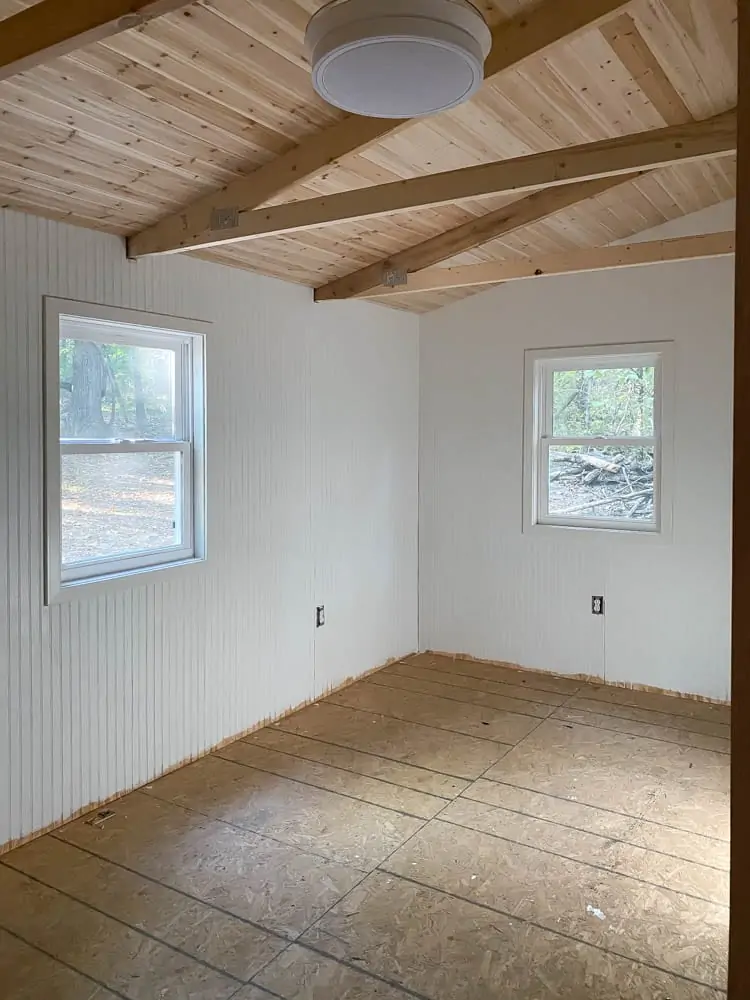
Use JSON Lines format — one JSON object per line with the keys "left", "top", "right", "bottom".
{"left": 420, "top": 202, "right": 734, "bottom": 701}
{"left": 0, "top": 207, "right": 419, "bottom": 848}
{"left": 311, "top": 302, "right": 419, "bottom": 694}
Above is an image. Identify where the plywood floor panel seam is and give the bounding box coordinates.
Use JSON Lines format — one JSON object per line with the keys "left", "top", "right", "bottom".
{"left": 268, "top": 726, "right": 476, "bottom": 785}
{"left": 430, "top": 815, "right": 727, "bottom": 907}
{"left": 0, "top": 857, "right": 248, "bottom": 986}
{"left": 478, "top": 775, "right": 730, "bottom": 843}
{"left": 244, "top": 728, "right": 467, "bottom": 800}
{"left": 0, "top": 923, "right": 132, "bottom": 1000}
{"left": 263, "top": 940, "right": 433, "bottom": 1000}
{"left": 236, "top": 738, "right": 455, "bottom": 805}
{"left": 365, "top": 676, "right": 557, "bottom": 722}
{"left": 456, "top": 791, "right": 730, "bottom": 873}
{"left": 45, "top": 830, "right": 292, "bottom": 945}
{"left": 321, "top": 696, "right": 521, "bottom": 748}
{"left": 2, "top": 656, "right": 729, "bottom": 998}
{"left": 371, "top": 868, "right": 723, "bottom": 993}
{"left": 135, "top": 786, "right": 374, "bottom": 873}
{"left": 265, "top": 799, "right": 438, "bottom": 999}
{"left": 209, "top": 751, "right": 431, "bottom": 822}
{"left": 549, "top": 707, "right": 731, "bottom": 753}
{"left": 385, "top": 663, "right": 572, "bottom": 707}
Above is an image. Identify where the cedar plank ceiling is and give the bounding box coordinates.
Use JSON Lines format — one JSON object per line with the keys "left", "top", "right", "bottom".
{"left": 0, "top": 0, "right": 737, "bottom": 313}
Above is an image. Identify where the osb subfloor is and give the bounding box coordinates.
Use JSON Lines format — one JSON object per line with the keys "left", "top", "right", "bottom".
{"left": 0, "top": 653, "right": 731, "bottom": 999}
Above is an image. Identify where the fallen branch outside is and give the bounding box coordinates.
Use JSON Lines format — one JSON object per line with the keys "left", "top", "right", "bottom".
{"left": 553, "top": 489, "right": 652, "bottom": 517}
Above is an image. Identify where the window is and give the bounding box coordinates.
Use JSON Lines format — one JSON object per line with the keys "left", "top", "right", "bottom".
{"left": 44, "top": 299, "right": 207, "bottom": 601}
{"left": 524, "top": 343, "right": 673, "bottom": 534}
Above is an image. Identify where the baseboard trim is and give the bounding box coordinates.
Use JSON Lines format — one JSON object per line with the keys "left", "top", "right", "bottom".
{"left": 0, "top": 650, "right": 414, "bottom": 858}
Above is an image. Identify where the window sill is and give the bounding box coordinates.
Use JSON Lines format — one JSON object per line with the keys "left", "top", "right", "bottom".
{"left": 46, "top": 556, "right": 207, "bottom": 606}
{"left": 523, "top": 520, "right": 673, "bottom": 544}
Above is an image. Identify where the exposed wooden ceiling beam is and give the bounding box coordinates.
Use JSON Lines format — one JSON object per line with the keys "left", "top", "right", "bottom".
{"left": 600, "top": 13, "right": 693, "bottom": 126}
{"left": 324, "top": 17, "right": 703, "bottom": 306}
{"left": 127, "top": 0, "right": 633, "bottom": 258}
{"left": 0, "top": 0, "right": 194, "bottom": 82}
{"left": 314, "top": 174, "right": 642, "bottom": 302}
{"left": 355, "top": 231, "right": 736, "bottom": 297}
{"left": 129, "top": 112, "right": 736, "bottom": 256}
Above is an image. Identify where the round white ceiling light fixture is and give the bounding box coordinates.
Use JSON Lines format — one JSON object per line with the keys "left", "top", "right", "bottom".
{"left": 305, "top": 0, "right": 492, "bottom": 119}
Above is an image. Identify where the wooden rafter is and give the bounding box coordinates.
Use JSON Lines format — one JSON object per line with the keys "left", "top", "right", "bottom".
{"left": 0, "top": 0, "right": 195, "bottom": 82}
{"left": 126, "top": 0, "right": 633, "bottom": 258}
{"left": 318, "top": 15, "right": 703, "bottom": 304}
{"left": 314, "top": 174, "right": 642, "bottom": 302}
{"left": 128, "top": 112, "right": 736, "bottom": 256}
{"left": 355, "top": 231, "right": 736, "bottom": 297}
{"left": 600, "top": 13, "right": 693, "bottom": 126}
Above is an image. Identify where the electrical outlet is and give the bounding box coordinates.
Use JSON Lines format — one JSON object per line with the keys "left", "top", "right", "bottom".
{"left": 316, "top": 605, "right": 325, "bottom": 628}
{"left": 591, "top": 596, "right": 605, "bottom": 616}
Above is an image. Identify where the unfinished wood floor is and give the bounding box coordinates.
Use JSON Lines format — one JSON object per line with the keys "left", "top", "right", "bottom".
{"left": 0, "top": 653, "right": 730, "bottom": 999}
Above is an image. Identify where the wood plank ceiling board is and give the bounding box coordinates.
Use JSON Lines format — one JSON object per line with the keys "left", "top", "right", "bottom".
{"left": 129, "top": 113, "right": 737, "bottom": 251}
{"left": 0, "top": 0, "right": 737, "bottom": 311}
{"left": 0, "top": 0, "right": 197, "bottom": 82}
{"left": 287, "top": 0, "right": 736, "bottom": 304}
{"left": 128, "top": 0, "right": 640, "bottom": 254}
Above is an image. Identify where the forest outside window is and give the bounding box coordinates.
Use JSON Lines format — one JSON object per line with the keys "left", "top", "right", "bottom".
{"left": 44, "top": 299, "right": 207, "bottom": 601}
{"left": 524, "top": 343, "right": 673, "bottom": 534}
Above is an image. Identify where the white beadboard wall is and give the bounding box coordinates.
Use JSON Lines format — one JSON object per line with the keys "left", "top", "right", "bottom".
{"left": 0, "top": 207, "right": 419, "bottom": 849}
{"left": 419, "top": 202, "right": 735, "bottom": 701}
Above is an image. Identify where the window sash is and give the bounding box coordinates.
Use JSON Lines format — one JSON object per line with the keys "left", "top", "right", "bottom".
{"left": 541, "top": 356, "right": 659, "bottom": 441}
{"left": 59, "top": 315, "right": 194, "bottom": 352}
{"left": 539, "top": 436, "right": 657, "bottom": 449}
{"left": 46, "top": 298, "right": 208, "bottom": 601}
{"left": 60, "top": 440, "right": 191, "bottom": 455}
{"left": 537, "top": 437, "right": 660, "bottom": 531}
{"left": 60, "top": 443, "right": 195, "bottom": 582}
{"left": 525, "top": 347, "right": 668, "bottom": 534}
{"left": 58, "top": 336, "right": 191, "bottom": 444}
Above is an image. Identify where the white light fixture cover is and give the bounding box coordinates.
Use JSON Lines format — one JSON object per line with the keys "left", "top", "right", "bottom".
{"left": 305, "top": 0, "right": 492, "bottom": 119}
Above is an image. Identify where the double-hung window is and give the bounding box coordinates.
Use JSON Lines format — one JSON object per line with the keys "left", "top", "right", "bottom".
{"left": 44, "top": 299, "right": 207, "bottom": 601}
{"left": 524, "top": 343, "right": 673, "bottom": 534}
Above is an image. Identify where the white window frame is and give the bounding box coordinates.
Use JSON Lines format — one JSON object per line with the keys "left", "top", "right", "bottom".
{"left": 44, "top": 298, "right": 208, "bottom": 603}
{"left": 523, "top": 342, "right": 674, "bottom": 537}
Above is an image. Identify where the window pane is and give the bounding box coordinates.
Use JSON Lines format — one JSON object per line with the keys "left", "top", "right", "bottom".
{"left": 552, "top": 367, "right": 654, "bottom": 437}
{"left": 59, "top": 338, "right": 177, "bottom": 441}
{"left": 547, "top": 445, "right": 655, "bottom": 524}
{"left": 62, "top": 452, "right": 182, "bottom": 566}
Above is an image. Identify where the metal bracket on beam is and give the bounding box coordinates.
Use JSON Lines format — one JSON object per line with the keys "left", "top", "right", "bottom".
{"left": 382, "top": 267, "right": 409, "bottom": 288}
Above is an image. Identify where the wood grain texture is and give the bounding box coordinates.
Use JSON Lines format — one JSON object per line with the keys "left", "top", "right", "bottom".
{"left": 315, "top": 174, "right": 643, "bottom": 301}
{"left": 0, "top": 0, "right": 196, "bottom": 81}
{"left": 358, "top": 230, "right": 736, "bottom": 297}
{"left": 0, "top": 0, "right": 738, "bottom": 311}
{"left": 0, "top": 655, "right": 730, "bottom": 997}
{"left": 126, "top": 0, "right": 633, "bottom": 257}
{"left": 601, "top": 11, "right": 693, "bottom": 125}
{"left": 128, "top": 112, "right": 737, "bottom": 253}
{"left": 316, "top": 7, "right": 714, "bottom": 304}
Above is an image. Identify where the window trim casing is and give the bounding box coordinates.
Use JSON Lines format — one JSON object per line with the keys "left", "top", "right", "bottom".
{"left": 523, "top": 341, "right": 675, "bottom": 538}
{"left": 44, "top": 297, "right": 209, "bottom": 604}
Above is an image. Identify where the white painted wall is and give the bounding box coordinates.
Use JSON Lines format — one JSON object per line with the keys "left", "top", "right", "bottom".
{"left": 0, "top": 196, "right": 734, "bottom": 847}
{"left": 419, "top": 202, "right": 735, "bottom": 701}
{"left": 312, "top": 306, "right": 419, "bottom": 693}
{"left": 0, "top": 208, "right": 419, "bottom": 849}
